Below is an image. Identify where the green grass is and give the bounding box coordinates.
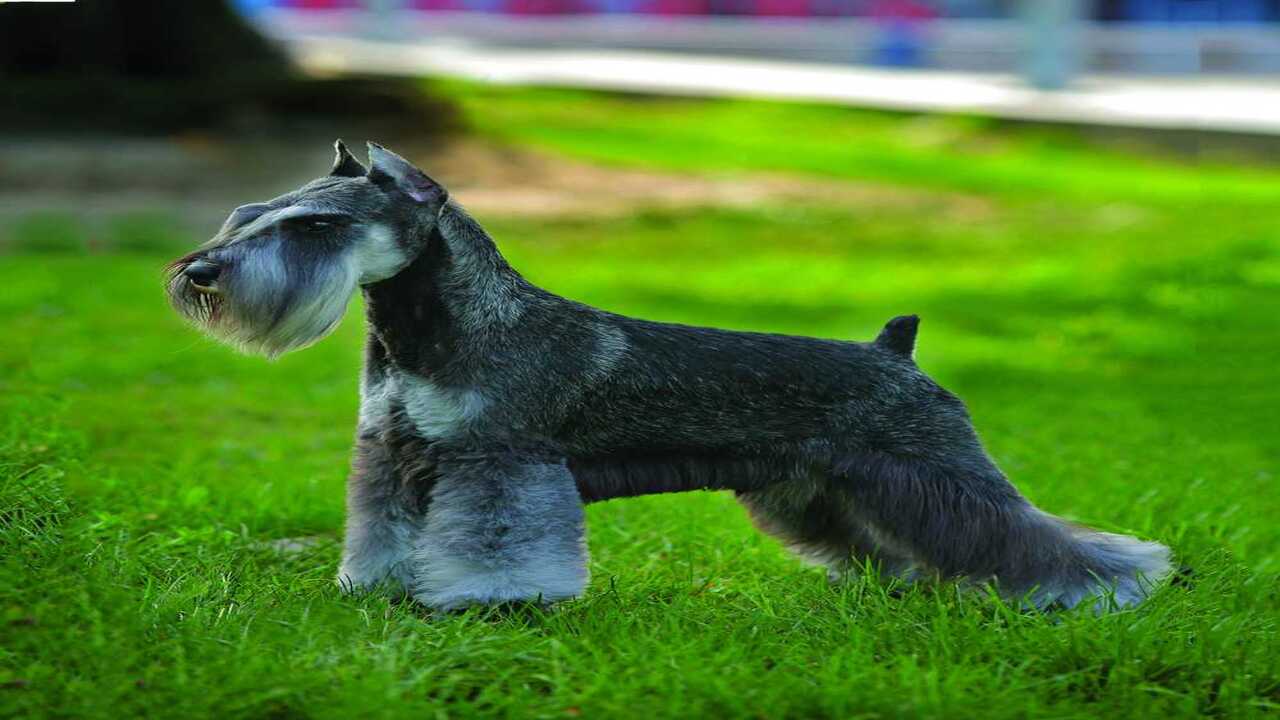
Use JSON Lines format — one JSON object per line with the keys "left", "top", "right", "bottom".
{"left": 4, "top": 88, "right": 1280, "bottom": 718}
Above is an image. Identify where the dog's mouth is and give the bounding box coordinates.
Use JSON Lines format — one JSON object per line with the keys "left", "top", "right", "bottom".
{"left": 189, "top": 280, "right": 221, "bottom": 296}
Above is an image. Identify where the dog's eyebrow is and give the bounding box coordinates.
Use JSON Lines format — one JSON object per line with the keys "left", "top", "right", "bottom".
{"left": 268, "top": 204, "right": 340, "bottom": 224}
{"left": 230, "top": 204, "right": 346, "bottom": 241}
{"left": 279, "top": 211, "right": 352, "bottom": 224}
{"left": 224, "top": 203, "right": 269, "bottom": 231}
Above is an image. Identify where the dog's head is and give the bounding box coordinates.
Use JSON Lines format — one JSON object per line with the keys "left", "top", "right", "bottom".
{"left": 167, "top": 141, "right": 447, "bottom": 357}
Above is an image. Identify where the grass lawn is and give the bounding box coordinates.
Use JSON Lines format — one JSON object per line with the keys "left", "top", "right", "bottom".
{"left": 3, "top": 86, "right": 1279, "bottom": 718}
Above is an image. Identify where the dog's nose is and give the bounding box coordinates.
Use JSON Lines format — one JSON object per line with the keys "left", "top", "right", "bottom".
{"left": 183, "top": 260, "right": 221, "bottom": 288}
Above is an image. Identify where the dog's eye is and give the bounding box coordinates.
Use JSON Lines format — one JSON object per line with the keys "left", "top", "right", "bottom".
{"left": 292, "top": 215, "right": 347, "bottom": 234}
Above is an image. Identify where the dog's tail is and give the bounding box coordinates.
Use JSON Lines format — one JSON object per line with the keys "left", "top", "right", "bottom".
{"left": 836, "top": 452, "right": 1173, "bottom": 611}
{"left": 875, "top": 314, "right": 919, "bottom": 359}
{"left": 1009, "top": 507, "right": 1174, "bottom": 610}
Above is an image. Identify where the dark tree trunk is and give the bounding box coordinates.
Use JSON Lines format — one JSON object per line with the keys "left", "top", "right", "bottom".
{"left": 0, "top": 0, "right": 456, "bottom": 134}
{"left": 0, "top": 0, "right": 288, "bottom": 81}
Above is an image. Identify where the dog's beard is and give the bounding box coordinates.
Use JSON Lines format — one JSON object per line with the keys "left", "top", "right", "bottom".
{"left": 168, "top": 242, "right": 358, "bottom": 358}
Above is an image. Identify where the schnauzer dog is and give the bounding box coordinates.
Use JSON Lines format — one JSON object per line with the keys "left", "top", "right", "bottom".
{"left": 167, "top": 141, "right": 1172, "bottom": 612}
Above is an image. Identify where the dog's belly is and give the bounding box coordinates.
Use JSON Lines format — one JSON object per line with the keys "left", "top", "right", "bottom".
{"left": 567, "top": 447, "right": 822, "bottom": 503}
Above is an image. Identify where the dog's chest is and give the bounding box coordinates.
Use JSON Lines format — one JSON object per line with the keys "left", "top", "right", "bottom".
{"left": 359, "top": 369, "right": 485, "bottom": 441}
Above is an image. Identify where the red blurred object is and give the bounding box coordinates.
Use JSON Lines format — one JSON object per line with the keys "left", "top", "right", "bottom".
{"left": 408, "top": 0, "right": 465, "bottom": 9}
{"left": 506, "top": 0, "right": 585, "bottom": 14}
{"left": 754, "top": 0, "right": 811, "bottom": 15}
{"left": 644, "top": 0, "right": 709, "bottom": 14}
{"left": 866, "top": 0, "right": 936, "bottom": 20}
{"left": 285, "top": 0, "right": 363, "bottom": 8}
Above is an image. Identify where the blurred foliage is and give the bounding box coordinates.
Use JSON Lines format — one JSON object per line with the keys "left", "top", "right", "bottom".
{"left": 6, "top": 214, "right": 87, "bottom": 254}
{"left": 439, "top": 81, "right": 1280, "bottom": 206}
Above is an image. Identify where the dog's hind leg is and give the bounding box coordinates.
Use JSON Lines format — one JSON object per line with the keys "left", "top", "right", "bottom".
{"left": 407, "top": 448, "right": 589, "bottom": 610}
{"left": 736, "top": 480, "right": 920, "bottom": 583}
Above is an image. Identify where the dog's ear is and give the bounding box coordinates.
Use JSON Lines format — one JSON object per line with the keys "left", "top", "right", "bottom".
{"left": 875, "top": 314, "right": 919, "bottom": 359}
{"left": 366, "top": 142, "right": 448, "bottom": 206}
{"left": 330, "top": 139, "right": 367, "bottom": 178}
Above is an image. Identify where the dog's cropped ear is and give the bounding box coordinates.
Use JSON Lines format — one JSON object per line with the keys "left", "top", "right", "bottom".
{"left": 330, "top": 139, "right": 367, "bottom": 178}
{"left": 875, "top": 314, "right": 919, "bottom": 359}
{"left": 366, "top": 142, "right": 448, "bottom": 206}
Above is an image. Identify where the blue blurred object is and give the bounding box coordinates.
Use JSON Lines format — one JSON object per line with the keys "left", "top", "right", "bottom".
{"left": 457, "top": 0, "right": 507, "bottom": 10}
{"left": 233, "top": 0, "right": 279, "bottom": 13}
{"left": 1122, "top": 0, "right": 1271, "bottom": 22}
{"left": 874, "top": 22, "right": 926, "bottom": 66}
{"left": 587, "top": 0, "right": 649, "bottom": 12}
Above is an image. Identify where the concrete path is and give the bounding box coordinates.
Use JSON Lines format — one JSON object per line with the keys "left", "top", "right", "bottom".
{"left": 268, "top": 18, "right": 1280, "bottom": 135}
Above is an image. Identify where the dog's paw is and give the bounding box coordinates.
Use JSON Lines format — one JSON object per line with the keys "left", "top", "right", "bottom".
{"left": 335, "top": 570, "right": 374, "bottom": 594}
{"left": 336, "top": 568, "right": 408, "bottom": 598}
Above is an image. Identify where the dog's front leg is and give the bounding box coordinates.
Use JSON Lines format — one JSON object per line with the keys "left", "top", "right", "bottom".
{"left": 408, "top": 449, "right": 589, "bottom": 610}
{"left": 337, "top": 438, "right": 422, "bottom": 594}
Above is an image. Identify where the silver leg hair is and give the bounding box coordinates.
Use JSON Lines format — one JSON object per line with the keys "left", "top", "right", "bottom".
{"left": 408, "top": 452, "right": 589, "bottom": 610}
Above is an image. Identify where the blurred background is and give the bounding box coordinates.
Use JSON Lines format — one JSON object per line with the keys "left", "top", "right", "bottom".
{"left": 2, "top": 0, "right": 1277, "bottom": 241}
{"left": 245, "top": 0, "right": 1280, "bottom": 79}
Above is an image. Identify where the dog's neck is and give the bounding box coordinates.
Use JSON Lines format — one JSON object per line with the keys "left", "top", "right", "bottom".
{"left": 362, "top": 203, "right": 524, "bottom": 377}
